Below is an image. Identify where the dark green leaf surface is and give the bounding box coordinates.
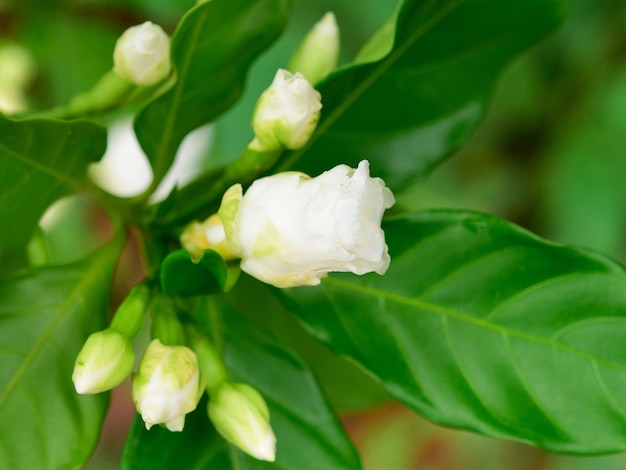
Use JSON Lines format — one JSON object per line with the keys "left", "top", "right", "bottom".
{"left": 135, "top": 0, "right": 289, "bottom": 188}
{"left": 160, "top": 249, "right": 228, "bottom": 297}
{"left": 0, "top": 239, "right": 122, "bottom": 469}
{"left": 283, "top": 0, "right": 568, "bottom": 189}
{"left": 279, "top": 210, "right": 626, "bottom": 454}
{"left": 218, "top": 307, "right": 361, "bottom": 469}
{"left": 122, "top": 403, "right": 232, "bottom": 470}
{"left": 0, "top": 115, "right": 106, "bottom": 253}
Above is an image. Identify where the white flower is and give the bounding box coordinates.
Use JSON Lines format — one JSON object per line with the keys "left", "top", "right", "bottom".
{"left": 287, "top": 12, "right": 339, "bottom": 85}
{"left": 250, "top": 69, "right": 322, "bottom": 152}
{"left": 208, "top": 382, "right": 276, "bottom": 462}
{"left": 219, "top": 160, "right": 395, "bottom": 288}
{"left": 113, "top": 21, "right": 171, "bottom": 86}
{"left": 72, "top": 328, "right": 134, "bottom": 394}
{"left": 132, "top": 339, "right": 200, "bottom": 432}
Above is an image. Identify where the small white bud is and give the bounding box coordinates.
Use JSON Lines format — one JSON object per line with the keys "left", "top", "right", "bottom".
{"left": 180, "top": 213, "right": 237, "bottom": 262}
{"left": 132, "top": 339, "right": 200, "bottom": 432}
{"left": 219, "top": 160, "right": 395, "bottom": 288}
{"left": 208, "top": 382, "right": 276, "bottom": 462}
{"left": 113, "top": 21, "right": 171, "bottom": 86}
{"left": 72, "top": 328, "right": 134, "bottom": 394}
{"left": 250, "top": 69, "right": 322, "bottom": 152}
{"left": 288, "top": 12, "right": 339, "bottom": 85}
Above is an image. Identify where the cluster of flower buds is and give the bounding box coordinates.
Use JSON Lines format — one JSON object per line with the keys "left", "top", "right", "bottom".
{"left": 72, "top": 288, "right": 276, "bottom": 461}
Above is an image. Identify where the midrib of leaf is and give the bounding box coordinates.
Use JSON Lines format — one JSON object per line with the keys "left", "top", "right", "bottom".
{"left": 276, "top": 0, "right": 466, "bottom": 172}
{"left": 150, "top": 0, "right": 267, "bottom": 185}
{"left": 150, "top": 7, "right": 207, "bottom": 184}
{"left": 0, "top": 140, "right": 83, "bottom": 192}
{"left": 322, "top": 277, "right": 626, "bottom": 374}
{"left": 0, "top": 254, "right": 111, "bottom": 410}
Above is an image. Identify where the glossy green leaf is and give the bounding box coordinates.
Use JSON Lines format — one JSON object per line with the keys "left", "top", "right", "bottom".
{"left": 135, "top": 0, "right": 290, "bottom": 188}
{"left": 160, "top": 249, "right": 228, "bottom": 296}
{"left": 279, "top": 210, "right": 626, "bottom": 454}
{"left": 122, "top": 403, "right": 232, "bottom": 470}
{"left": 218, "top": 306, "right": 361, "bottom": 469}
{"left": 0, "top": 239, "right": 122, "bottom": 469}
{"left": 121, "top": 300, "right": 361, "bottom": 469}
{"left": 0, "top": 115, "right": 106, "bottom": 253}
{"left": 282, "top": 0, "right": 569, "bottom": 189}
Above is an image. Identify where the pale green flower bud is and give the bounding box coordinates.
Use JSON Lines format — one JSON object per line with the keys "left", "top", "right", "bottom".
{"left": 219, "top": 160, "right": 395, "bottom": 288}
{"left": 72, "top": 328, "right": 134, "bottom": 394}
{"left": 288, "top": 12, "right": 339, "bottom": 85}
{"left": 180, "top": 213, "right": 237, "bottom": 262}
{"left": 132, "top": 339, "right": 200, "bottom": 432}
{"left": 249, "top": 69, "right": 322, "bottom": 152}
{"left": 113, "top": 21, "right": 171, "bottom": 86}
{"left": 208, "top": 382, "right": 276, "bottom": 462}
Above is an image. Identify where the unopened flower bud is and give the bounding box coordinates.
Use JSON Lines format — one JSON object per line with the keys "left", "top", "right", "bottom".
{"left": 250, "top": 69, "right": 322, "bottom": 152}
{"left": 219, "top": 160, "right": 395, "bottom": 288}
{"left": 113, "top": 21, "right": 171, "bottom": 86}
{"left": 132, "top": 339, "right": 199, "bottom": 432}
{"left": 72, "top": 328, "right": 134, "bottom": 394}
{"left": 288, "top": 12, "right": 339, "bottom": 85}
{"left": 180, "top": 213, "right": 237, "bottom": 262}
{"left": 208, "top": 382, "right": 276, "bottom": 462}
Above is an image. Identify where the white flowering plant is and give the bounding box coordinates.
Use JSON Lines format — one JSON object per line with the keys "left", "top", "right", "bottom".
{"left": 2, "top": 0, "right": 626, "bottom": 469}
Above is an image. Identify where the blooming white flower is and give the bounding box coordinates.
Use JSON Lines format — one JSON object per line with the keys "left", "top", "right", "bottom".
{"left": 287, "top": 12, "right": 339, "bottom": 85}
{"left": 113, "top": 21, "right": 171, "bottom": 86}
{"left": 250, "top": 69, "right": 322, "bottom": 152}
{"left": 219, "top": 160, "right": 395, "bottom": 288}
{"left": 132, "top": 339, "right": 200, "bottom": 432}
{"left": 72, "top": 328, "right": 134, "bottom": 394}
{"left": 208, "top": 382, "right": 276, "bottom": 462}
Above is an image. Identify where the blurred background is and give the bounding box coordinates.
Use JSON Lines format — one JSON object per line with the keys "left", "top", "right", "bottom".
{"left": 2, "top": 0, "right": 626, "bottom": 468}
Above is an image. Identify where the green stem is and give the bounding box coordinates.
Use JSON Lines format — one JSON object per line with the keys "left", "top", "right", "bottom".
{"left": 151, "top": 296, "right": 186, "bottom": 346}
{"left": 187, "top": 324, "right": 228, "bottom": 395}
{"left": 110, "top": 283, "right": 151, "bottom": 339}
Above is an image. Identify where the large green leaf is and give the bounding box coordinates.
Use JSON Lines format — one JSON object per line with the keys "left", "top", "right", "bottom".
{"left": 278, "top": 210, "right": 626, "bottom": 454}
{"left": 121, "top": 301, "right": 361, "bottom": 469}
{"left": 0, "top": 115, "right": 106, "bottom": 253}
{"left": 0, "top": 239, "right": 122, "bottom": 469}
{"left": 134, "top": 0, "right": 290, "bottom": 189}
{"left": 282, "top": 0, "right": 569, "bottom": 189}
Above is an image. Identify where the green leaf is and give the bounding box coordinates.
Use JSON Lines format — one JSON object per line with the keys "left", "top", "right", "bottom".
{"left": 278, "top": 210, "right": 626, "bottom": 454}
{"left": 0, "top": 238, "right": 123, "bottom": 469}
{"left": 0, "top": 115, "right": 106, "bottom": 254}
{"left": 160, "top": 249, "right": 229, "bottom": 296}
{"left": 218, "top": 306, "right": 361, "bottom": 469}
{"left": 282, "top": 0, "right": 569, "bottom": 189}
{"left": 135, "top": 0, "right": 290, "bottom": 189}
{"left": 121, "top": 300, "right": 361, "bottom": 469}
{"left": 122, "top": 403, "right": 232, "bottom": 470}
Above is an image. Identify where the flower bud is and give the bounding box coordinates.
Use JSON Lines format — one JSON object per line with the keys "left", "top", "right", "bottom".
{"left": 287, "top": 12, "right": 339, "bottom": 85}
{"left": 219, "top": 160, "right": 395, "bottom": 288}
{"left": 113, "top": 21, "right": 171, "bottom": 86}
{"left": 72, "top": 328, "right": 134, "bottom": 394}
{"left": 208, "top": 382, "right": 276, "bottom": 462}
{"left": 132, "top": 339, "right": 200, "bottom": 432}
{"left": 180, "top": 213, "right": 237, "bottom": 262}
{"left": 250, "top": 69, "right": 322, "bottom": 152}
